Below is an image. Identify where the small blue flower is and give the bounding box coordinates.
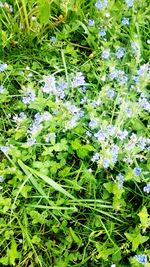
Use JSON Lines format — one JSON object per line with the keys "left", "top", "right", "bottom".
{"left": 79, "top": 110, "right": 84, "bottom": 117}
{"left": 139, "top": 138, "right": 147, "bottom": 149}
{"left": 119, "top": 75, "right": 128, "bottom": 84}
{"left": 0, "top": 85, "right": 4, "bottom": 93}
{"left": 134, "top": 254, "right": 147, "bottom": 264}
{"left": 45, "top": 133, "right": 56, "bottom": 143}
{"left": 103, "top": 158, "right": 110, "bottom": 169}
{"left": 51, "top": 36, "right": 56, "bottom": 43}
{"left": 88, "top": 19, "right": 95, "bottom": 26}
{"left": 91, "top": 100, "right": 98, "bottom": 107}
{"left": 143, "top": 184, "right": 150, "bottom": 194}
{"left": 107, "top": 125, "right": 116, "bottom": 136}
{"left": 109, "top": 69, "right": 118, "bottom": 80}
{"left": 107, "top": 89, "right": 115, "bottom": 99}
{"left": 112, "top": 154, "right": 118, "bottom": 164}
{"left": 102, "top": 49, "right": 110, "bottom": 59}
{"left": 0, "top": 63, "right": 7, "bottom": 72}
{"left": 133, "top": 75, "right": 140, "bottom": 84}
{"left": 94, "top": 130, "right": 106, "bottom": 141}
{"left": 133, "top": 167, "right": 141, "bottom": 176}
{"left": 116, "top": 47, "right": 125, "bottom": 59}
{"left": 118, "top": 129, "right": 128, "bottom": 140}
{"left": 27, "top": 137, "right": 36, "bottom": 146}
{"left": 91, "top": 153, "right": 100, "bottom": 162}
{"left": 111, "top": 144, "right": 119, "bottom": 164}
{"left": 0, "top": 146, "right": 9, "bottom": 153}
{"left": 112, "top": 145, "right": 119, "bottom": 155}
{"left": 118, "top": 173, "right": 124, "bottom": 188}
{"left": 81, "top": 85, "right": 87, "bottom": 92}
{"left": 57, "top": 80, "right": 67, "bottom": 91}
{"left": 34, "top": 112, "right": 42, "bottom": 122}
{"left": 43, "top": 75, "right": 56, "bottom": 94}
{"left": 138, "top": 65, "right": 148, "bottom": 76}
{"left": 99, "top": 29, "right": 106, "bottom": 37}
{"left": 19, "top": 112, "right": 26, "bottom": 119}
{"left": 22, "top": 88, "right": 36, "bottom": 104}
{"left": 42, "top": 111, "right": 52, "bottom": 121}
{"left": 0, "top": 176, "right": 3, "bottom": 182}
{"left": 80, "top": 96, "right": 87, "bottom": 104}
{"left": 122, "top": 17, "right": 129, "bottom": 25}
{"left": 86, "top": 131, "right": 92, "bottom": 137}
{"left": 95, "top": 0, "right": 108, "bottom": 9}
{"left": 89, "top": 119, "right": 98, "bottom": 128}
{"left": 57, "top": 80, "right": 67, "bottom": 99}
{"left": 125, "top": 0, "right": 134, "bottom": 7}
{"left": 72, "top": 72, "right": 86, "bottom": 88}
{"left": 143, "top": 101, "right": 150, "bottom": 111}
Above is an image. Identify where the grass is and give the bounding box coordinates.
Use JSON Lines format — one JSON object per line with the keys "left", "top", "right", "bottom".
{"left": 0, "top": 0, "right": 150, "bottom": 266}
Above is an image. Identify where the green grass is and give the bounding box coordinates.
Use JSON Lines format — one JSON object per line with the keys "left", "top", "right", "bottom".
{"left": 0, "top": 0, "right": 150, "bottom": 266}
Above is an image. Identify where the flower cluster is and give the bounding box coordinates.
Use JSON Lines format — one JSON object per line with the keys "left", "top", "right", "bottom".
{"left": 0, "top": 85, "right": 4, "bottom": 93}
{"left": 134, "top": 254, "right": 147, "bottom": 264}
{"left": 117, "top": 173, "right": 124, "bottom": 188}
{"left": 0, "top": 62, "right": 7, "bottom": 72}
{"left": 95, "top": 0, "right": 108, "bottom": 10}
{"left": 72, "top": 72, "right": 86, "bottom": 88}
{"left": 0, "top": 0, "right": 150, "bottom": 265}
{"left": 143, "top": 184, "right": 150, "bottom": 194}
{"left": 43, "top": 75, "right": 56, "bottom": 94}
{"left": 22, "top": 88, "right": 36, "bottom": 104}
{"left": 0, "top": 146, "right": 9, "bottom": 153}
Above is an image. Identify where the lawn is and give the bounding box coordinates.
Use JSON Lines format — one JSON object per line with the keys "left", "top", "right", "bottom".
{"left": 0, "top": 0, "right": 150, "bottom": 266}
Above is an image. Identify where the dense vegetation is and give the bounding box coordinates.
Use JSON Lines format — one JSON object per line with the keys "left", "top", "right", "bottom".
{"left": 0, "top": 0, "right": 150, "bottom": 266}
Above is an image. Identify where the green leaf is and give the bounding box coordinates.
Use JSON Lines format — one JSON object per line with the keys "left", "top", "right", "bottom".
{"left": 77, "top": 149, "right": 88, "bottom": 159}
{"left": 69, "top": 227, "right": 82, "bottom": 246}
{"left": 53, "top": 139, "right": 68, "bottom": 152}
{"left": 0, "top": 256, "right": 9, "bottom": 266}
{"left": 38, "top": 0, "right": 50, "bottom": 25}
{"left": 112, "top": 250, "right": 122, "bottom": 262}
{"left": 104, "top": 182, "right": 113, "bottom": 193}
{"left": 138, "top": 206, "right": 149, "bottom": 230}
{"left": 58, "top": 166, "right": 71, "bottom": 177}
{"left": 125, "top": 228, "right": 149, "bottom": 251}
{"left": 96, "top": 243, "right": 115, "bottom": 260}
{"left": 31, "top": 235, "right": 41, "bottom": 244}
{"left": 71, "top": 139, "right": 81, "bottom": 150}
{"left": 131, "top": 118, "right": 147, "bottom": 132}
{"left": 104, "top": 182, "right": 124, "bottom": 197}
{"left": 20, "top": 185, "right": 32, "bottom": 198}
{"left": 8, "top": 239, "right": 19, "bottom": 266}
{"left": 71, "top": 139, "right": 94, "bottom": 159}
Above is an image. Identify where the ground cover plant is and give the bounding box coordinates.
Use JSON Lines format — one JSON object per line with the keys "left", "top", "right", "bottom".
{"left": 0, "top": 0, "right": 150, "bottom": 266}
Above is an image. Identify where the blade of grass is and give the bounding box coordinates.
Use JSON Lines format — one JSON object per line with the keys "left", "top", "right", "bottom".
{"left": 10, "top": 175, "right": 30, "bottom": 216}
{"left": 99, "top": 218, "right": 119, "bottom": 248}
{"left": 26, "top": 204, "right": 78, "bottom": 211}
{"left": 88, "top": 206, "right": 125, "bottom": 223}
{"left": 61, "top": 50, "right": 69, "bottom": 84}
{"left": 69, "top": 199, "right": 111, "bottom": 204}
{"left": 18, "top": 159, "right": 49, "bottom": 198}
{"left": 15, "top": 0, "right": 24, "bottom": 29}
{"left": 15, "top": 213, "right": 43, "bottom": 267}
{"left": 70, "top": 202, "right": 113, "bottom": 209}
{"left": 18, "top": 160, "right": 75, "bottom": 200}
{"left": 21, "top": 0, "right": 30, "bottom": 32}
